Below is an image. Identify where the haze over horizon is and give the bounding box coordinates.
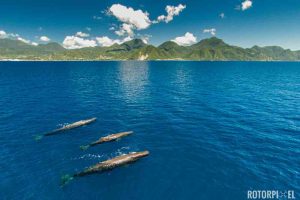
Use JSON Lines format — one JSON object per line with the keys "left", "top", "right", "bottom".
{"left": 1, "top": 0, "right": 300, "bottom": 50}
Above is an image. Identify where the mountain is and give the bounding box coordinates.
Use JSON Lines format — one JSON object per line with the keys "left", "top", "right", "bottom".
{"left": 0, "top": 37, "right": 300, "bottom": 61}
{"left": 191, "top": 37, "right": 228, "bottom": 49}
{"left": 0, "top": 39, "right": 65, "bottom": 60}
{"left": 37, "top": 42, "right": 65, "bottom": 52}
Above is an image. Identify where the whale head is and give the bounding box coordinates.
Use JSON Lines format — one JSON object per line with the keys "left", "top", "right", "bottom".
{"left": 130, "top": 151, "right": 150, "bottom": 160}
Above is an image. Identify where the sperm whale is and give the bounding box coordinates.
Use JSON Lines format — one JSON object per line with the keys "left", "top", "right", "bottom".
{"left": 61, "top": 151, "right": 149, "bottom": 186}
{"left": 35, "top": 117, "right": 97, "bottom": 140}
{"left": 80, "top": 131, "right": 133, "bottom": 150}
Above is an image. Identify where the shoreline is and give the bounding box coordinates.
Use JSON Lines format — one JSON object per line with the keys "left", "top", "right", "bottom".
{"left": 1, "top": 59, "right": 300, "bottom": 62}
{"left": 0, "top": 59, "right": 300, "bottom": 62}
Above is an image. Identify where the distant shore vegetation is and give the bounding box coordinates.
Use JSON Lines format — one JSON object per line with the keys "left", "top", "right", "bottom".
{"left": 1, "top": 37, "right": 300, "bottom": 61}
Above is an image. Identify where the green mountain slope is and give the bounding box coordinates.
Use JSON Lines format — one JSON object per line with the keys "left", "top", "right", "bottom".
{"left": 0, "top": 39, "right": 65, "bottom": 59}
{"left": 0, "top": 37, "right": 300, "bottom": 61}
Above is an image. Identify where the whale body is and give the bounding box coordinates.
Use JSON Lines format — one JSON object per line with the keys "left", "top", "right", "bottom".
{"left": 35, "top": 117, "right": 97, "bottom": 140}
{"left": 61, "top": 151, "right": 149, "bottom": 186}
{"left": 80, "top": 131, "right": 133, "bottom": 150}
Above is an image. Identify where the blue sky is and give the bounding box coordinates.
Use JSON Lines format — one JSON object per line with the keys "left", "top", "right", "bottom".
{"left": 0, "top": 0, "right": 300, "bottom": 49}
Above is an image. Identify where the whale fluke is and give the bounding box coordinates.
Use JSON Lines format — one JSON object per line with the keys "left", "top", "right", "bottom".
{"left": 60, "top": 174, "right": 74, "bottom": 187}
{"left": 35, "top": 135, "right": 44, "bottom": 141}
{"left": 36, "top": 117, "right": 97, "bottom": 141}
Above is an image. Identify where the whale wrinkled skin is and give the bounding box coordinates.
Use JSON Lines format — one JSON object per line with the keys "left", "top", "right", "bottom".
{"left": 61, "top": 151, "right": 149, "bottom": 186}
{"left": 80, "top": 131, "right": 133, "bottom": 150}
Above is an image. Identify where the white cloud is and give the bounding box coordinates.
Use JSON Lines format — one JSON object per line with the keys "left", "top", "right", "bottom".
{"left": 62, "top": 36, "right": 97, "bottom": 49}
{"left": 171, "top": 32, "right": 197, "bottom": 46}
{"left": 96, "top": 36, "right": 119, "bottom": 47}
{"left": 0, "top": 30, "right": 7, "bottom": 39}
{"left": 17, "top": 37, "right": 30, "bottom": 44}
{"left": 0, "top": 29, "right": 37, "bottom": 45}
{"left": 141, "top": 36, "right": 149, "bottom": 44}
{"left": 86, "top": 27, "right": 91, "bottom": 31}
{"left": 109, "top": 4, "right": 152, "bottom": 37}
{"left": 0, "top": 30, "right": 20, "bottom": 39}
{"left": 75, "top": 32, "right": 90, "bottom": 38}
{"left": 40, "top": 36, "right": 50, "bottom": 42}
{"left": 122, "top": 36, "right": 132, "bottom": 43}
{"left": 220, "top": 13, "right": 225, "bottom": 18}
{"left": 96, "top": 36, "right": 132, "bottom": 47}
{"left": 109, "top": 4, "right": 151, "bottom": 30}
{"left": 155, "top": 4, "right": 186, "bottom": 23}
{"left": 241, "top": 0, "right": 252, "bottom": 11}
{"left": 108, "top": 3, "right": 186, "bottom": 37}
{"left": 18, "top": 37, "right": 38, "bottom": 46}
{"left": 203, "top": 28, "right": 217, "bottom": 36}
{"left": 93, "top": 16, "right": 102, "bottom": 20}
{"left": 115, "top": 23, "right": 134, "bottom": 36}
{"left": 8, "top": 33, "right": 19, "bottom": 38}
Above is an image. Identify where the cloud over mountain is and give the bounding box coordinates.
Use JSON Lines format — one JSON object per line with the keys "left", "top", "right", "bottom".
{"left": 172, "top": 32, "right": 197, "bottom": 46}
{"left": 96, "top": 36, "right": 131, "bottom": 47}
{"left": 40, "top": 36, "right": 50, "bottom": 42}
{"left": 75, "top": 32, "right": 90, "bottom": 38}
{"left": 109, "top": 4, "right": 151, "bottom": 37}
{"left": 62, "top": 36, "right": 97, "bottom": 49}
{"left": 203, "top": 28, "right": 216, "bottom": 36}
{"left": 109, "top": 3, "right": 186, "bottom": 37}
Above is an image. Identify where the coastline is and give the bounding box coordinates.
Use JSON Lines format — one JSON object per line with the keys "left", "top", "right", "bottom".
{"left": 1, "top": 59, "right": 300, "bottom": 62}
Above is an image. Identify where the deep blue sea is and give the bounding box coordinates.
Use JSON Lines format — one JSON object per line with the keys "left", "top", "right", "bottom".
{"left": 0, "top": 61, "right": 299, "bottom": 200}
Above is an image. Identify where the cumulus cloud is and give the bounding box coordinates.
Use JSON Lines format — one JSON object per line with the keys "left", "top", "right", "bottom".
{"left": 0, "top": 30, "right": 19, "bottom": 39}
{"left": 115, "top": 23, "right": 135, "bottom": 36}
{"left": 96, "top": 36, "right": 132, "bottom": 47}
{"left": 109, "top": 4, "right": 152, "bottom": 37}
{"left": 96, "top": 36, "right": 119, "bottom": 47}
{"left": 109, "top": 4, "right": 151, "bottom": 30}
{"left": 19, "top": 37, "right": 38, "bottom": 46}
{"left": 108, "top": 3, "right": 186, "bottom": 37}
{"left": 171, "top": 32, "right": 197, "bottom": 46}
{"left": 139, "top": 34, "right": 151, "bottom": 44}
{"left": 62, "top": 36, "right": 97, "bottom": 49}
{"left": 241, "top": 0, "right": 252, "bottom": 11}
{"left": 0, "top": 29, "right": 37, "bottom": 45}
{"left": 17, "top": 37, "right": 30, "bottom": 44}
{"left": 0, "top": 30, "right": 7, "bottom": 38}
{"left": 155, "top": 4, "right": 186, "bottom": 23}
{"left": 220, "top": 13, "right": 225, "bottom": 19}
{"left": 76, "top": 32, "right": 90, "bottom": 38}
{"left": 40, "top": 36, "right": 50, "bottom": 42}
{"left": 203, "top": 28, "right": 216, "bottom": 36}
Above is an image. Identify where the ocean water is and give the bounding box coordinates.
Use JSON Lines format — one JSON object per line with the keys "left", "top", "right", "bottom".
{"left": 0, "top": 61, "right": 299, "bottom": 200}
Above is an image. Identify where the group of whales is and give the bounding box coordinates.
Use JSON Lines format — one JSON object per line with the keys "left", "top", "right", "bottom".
{"left": 36, "top": 117, "right": 149, "bottom": 186}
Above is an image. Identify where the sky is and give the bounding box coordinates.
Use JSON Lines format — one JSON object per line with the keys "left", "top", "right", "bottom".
{"left": 0, "top": 0, "right": 300, "bottom": 50}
